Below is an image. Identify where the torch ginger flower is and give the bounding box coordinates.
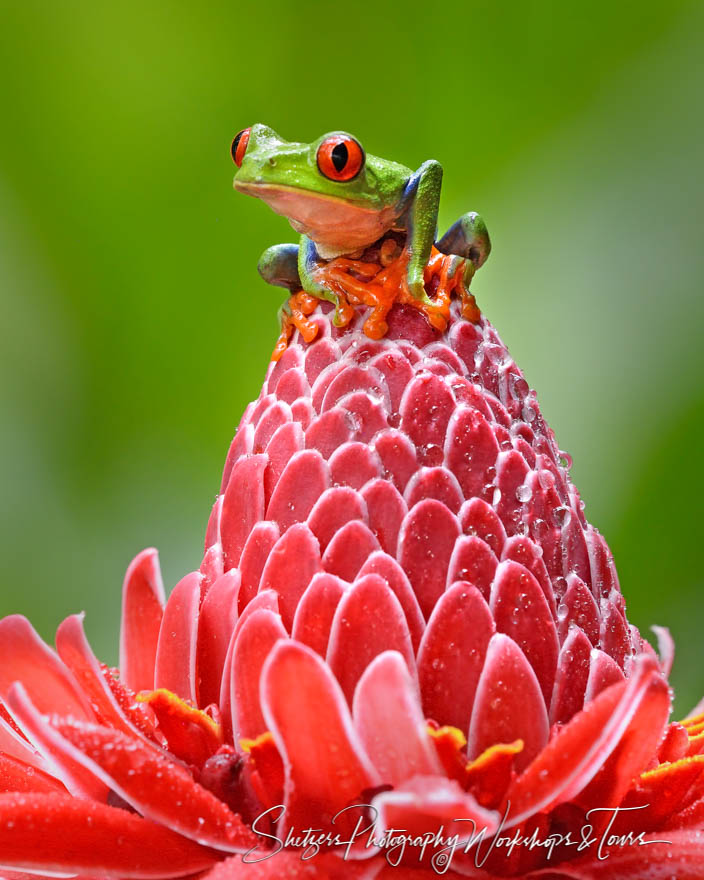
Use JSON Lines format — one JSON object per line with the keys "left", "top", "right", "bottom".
{"left": 1, "top": 286, "right": 704, "bottom": 879}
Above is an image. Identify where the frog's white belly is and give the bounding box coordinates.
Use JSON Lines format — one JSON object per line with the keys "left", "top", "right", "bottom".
{"left": 235, "top": 182, "right": 400, "bottom": 258}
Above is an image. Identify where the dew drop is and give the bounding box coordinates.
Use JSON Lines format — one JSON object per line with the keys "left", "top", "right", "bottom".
{"left": 559, "top": 450, "right": 573, "bottom": 469}
{"left": 516, "top": 484, "right": 533, "bottom": 503}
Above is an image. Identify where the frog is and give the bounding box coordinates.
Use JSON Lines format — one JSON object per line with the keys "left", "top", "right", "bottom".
{"left": 230, "top": 123, "right": 490, "bottom": 326}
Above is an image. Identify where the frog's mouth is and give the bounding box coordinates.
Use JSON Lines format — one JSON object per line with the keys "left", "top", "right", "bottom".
{"left": 234, "top": 181, "right": 400, "bottom": 259}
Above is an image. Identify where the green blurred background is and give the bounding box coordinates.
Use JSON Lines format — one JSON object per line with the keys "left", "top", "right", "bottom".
{"left": 1, "top": 1, "right": 702, "bottom": 713}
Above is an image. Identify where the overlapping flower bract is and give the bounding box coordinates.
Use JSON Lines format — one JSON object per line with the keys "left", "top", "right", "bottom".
{"left": 1, "top": 298, "right": 703, "bottom": 879}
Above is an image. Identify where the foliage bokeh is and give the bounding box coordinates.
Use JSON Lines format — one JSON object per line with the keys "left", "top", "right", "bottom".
{"left": 1, "top": 0, "right": 702, "bottom": 714}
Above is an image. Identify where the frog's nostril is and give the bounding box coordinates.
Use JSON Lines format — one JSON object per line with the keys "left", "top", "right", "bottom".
{"left": 268, "top": 157, "right": 276, "bottom": 167}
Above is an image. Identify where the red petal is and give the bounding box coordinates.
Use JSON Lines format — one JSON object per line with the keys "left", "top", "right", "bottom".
{"left": 561, "top": 512, "right": 591, "bottom": 584}
{"left": 658, "top": 722, "right": 690, "bottom": 764}
{"left": 504, "top": 655, "right": 664, "bottom": 825}
{"left": 274, "top": 366, "right": 310, "bottom": 404}
{"left": 232, "top": 609, "right": 288, "bottom": 739}
{"left": 357, "top": 551, "right": 425, "bottom": 652}
{"left": 401, "top": 372, "right": 455, "bottom": 465}
{"left": 322, "top": 520, "right": 380, "bottom": 581}
{"left": 586, "top": 526, "right": 619, "bottom": 600}
{"left": 259, "top": 523, "right": 322, "bottom": 629}
{"left": 303, "top": 338, "right": 341, "bottom": 384}
{"left": 261, "top": 640, "right": 379, "bottom": 832}
{"left": 0, "top": 701, "right": 43, "bottom": 768}
{"left": 405, "top": 466, "right": 463, "bottom": 513}
{"left": 549, "top": 626, "right": 591, "bottom": 724}
{"left": 500, "top": 535, "right": 555, "bottom": 617}
{"left": 0, "top": 616, "right": 93, "bottom": 720}
{"left": 543, "top": 832, "right": 704, "bottom": 880}
{"left": 205, "top": 850, "right": 358, "bottom": 880}
{"left": 652, "top": 624, "right": 675, "bottom": 676}
{"left": 291, "top": 573, "right": 347, "bottom": 657}
{"left": 495, "top": 450, "right": 530, "bottom": 536}
{"left": 361, "top": 478, "right": 407, "bottom": 556}
{"left": 372, "top": 428, "right": 418, "bottom": 493}
{"left": 418, "top": 584, "right": 494, "bottom": 733}
{"left": 328, "top": 574, "right": 415, "bottom": 704}
{"left": 221, "top": 454, "right": 268, "bottom": 569}
{"left": 200, "top": 543, "right": 224, "bottom": 591}
{"left": 368, "top": 349, "right": 415, "bottom": 412}
{"left": 252, "top": 401, "right": 291, "bottom": 453}
{"left": 458, "top": 498, "right": 507, "bottom": 556}
{"left": 468, "top": 633, "right": 549, "bottom": 772}
{"left": 119, "top": 548, "right": 165, "bottom": 693}
{"left": 576, "top": 664, "right": 670, "bottom": 810}
{"left": 218, "top": 590, "right": 280, "bottom": 742}
{"left": 353, "top": 651, "right": 441, "bottom": 785}
{"left": 489, "top": 560, "right": 559, "bottom": 705}
{"left": 310, "top": 362, "right": 347, "bottom": 411}
{"left": 338, "top": 390, "right": 390, "bottom": 443}
{"left": 0, "top": 792, "right": 218, "bottom": 877}
{"left": 372, "top": 776, "right": 499, "bottom": 849}
{"left": 425, "top": 341, "right": 465, "bottom": 373}
{"left": 56, "top": 614, "right": 141, "bottom": 737}
{"left": 49, "top": 716, "right": 257, "bottom": 852}
{"left": 618, "top": 756, "right": 704, "bottom": 831}
{"left": 266, "top": 344, "right": 304, "bottom": 393}
{"left": 197, "top": 570, "right": 241, "bottom": 708}
{"left": 154, "top": 571, "right": 202, "bottom": 704}
{"left": 248, "top": 393, "right": 275, "bottom": 427}
{"left": 329, "top": 440, "right": 382, "bottom": 489}
{"left": 558, "top": 576, "right": 600, "bottom": 645}
{"left": 263, "top": 422, "right": 304, "bottom": 505}
{"left": 398, "top": 499, "right": 461, "bottom": 617}
{"left": 444, "top": 407, "right": 499, "bottom": 500}
{"left": 320, "top": 364, "right": 388, "bottom": 413}
{"left": 600, "top": 598, "right": 632, "bottom": 669}
{"left": 290, "top": 398, "right": 313, "bottom": 430}
{"left": 585, "top": 648, "right": 625, "bottom": 701}
{"left": 204, "top": 495, "right": 222, "bottom": 553}
{"left": 447, "top": 536, "right": 499, "bottom": 600}
{"left": 266, "top": 449, "right": 330, "bottom": 530}
{"left": 238, "top": 521, "right": 280, "bottom": 612}
{"left": 220, "top": 418, "right": 253, "bottom": 493}
{"left": 307, "top": 486, "right": 367, "bottom": 551}
{"left": 0, "top": 753, "right": 64, "bottom": 794}
{"left": 304, "top": 407, "right": 353, "bottom": 459}
{"left": 7, "top": 684, "right": 108, "bottom": 800}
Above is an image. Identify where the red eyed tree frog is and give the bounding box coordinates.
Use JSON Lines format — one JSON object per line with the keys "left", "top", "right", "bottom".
{"left": 230, "top": 124, "right": 490, "bottom": 324}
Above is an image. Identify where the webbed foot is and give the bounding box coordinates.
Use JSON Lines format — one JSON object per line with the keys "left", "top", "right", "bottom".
{"left": 258, "top": 243, "right": 301, "bottom": 291}
{"left": 436, "top": 212, "right": 491, "bottom": 269}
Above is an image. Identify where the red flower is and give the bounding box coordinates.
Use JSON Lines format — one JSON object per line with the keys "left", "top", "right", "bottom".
{"left": 1, "top": 286, "right": 703, "bottom": 879}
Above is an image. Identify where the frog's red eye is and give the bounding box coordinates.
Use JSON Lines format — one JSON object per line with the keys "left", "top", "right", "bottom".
{"left": 317, "top": 135, "right": 364, "bottom": 182}
{"left": 231, "top": 128, "right": 251, "bottom": 167}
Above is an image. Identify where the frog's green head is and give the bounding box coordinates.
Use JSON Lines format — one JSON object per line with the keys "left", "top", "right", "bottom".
{"left": 231, "top": 123, "right": 412, "bottom": 257}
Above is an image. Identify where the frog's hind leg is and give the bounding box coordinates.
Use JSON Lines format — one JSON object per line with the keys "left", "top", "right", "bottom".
{"left": 258, "top": 243, "right": 304, "bottom": 327}
{"left": 436, "top": 212, "right": 491, "bottom": 277}
{"left": 258, "top": 243, "right": 302, "bottom": 293}
{"left": 259, "top": 243, "right": 320, "bottom": 349}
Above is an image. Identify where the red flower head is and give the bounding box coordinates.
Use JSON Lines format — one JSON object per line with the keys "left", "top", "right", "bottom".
{"left": 1, "top": 258, "right": 703, "bottom": 879}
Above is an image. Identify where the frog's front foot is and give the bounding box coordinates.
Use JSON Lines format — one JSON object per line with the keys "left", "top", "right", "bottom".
{"left": 329, "top": 294, "right": 355, "bottom": 328}
{"left": 406, "top": 269, "right": 432, "bottom": 305}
